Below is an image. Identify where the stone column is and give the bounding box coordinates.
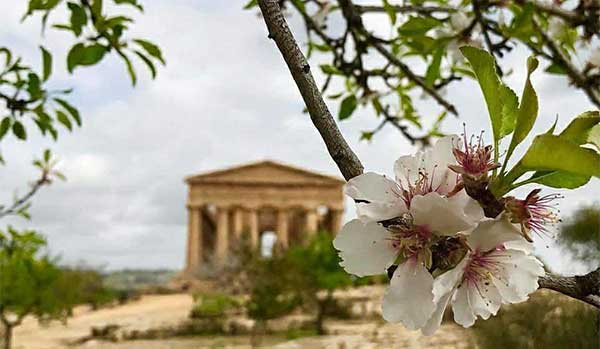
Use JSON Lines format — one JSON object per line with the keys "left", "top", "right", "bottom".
{"left": 215, "top": 206, "right": 229, "bottom": 265}
{"left": 186, "top": 206, "right": 202, "bottom": 272}
{"left": 276, "top": 208, "right": 289, "bottom": 248}
{"left": 305, "top": 208, "right": 319, "bottom": 236}
{"left": 248, "top": 208, "right": 259, "bottom": 248}
{"left": 329, "top": 208, "right": 344, "bottom": 234}
{"left": 233, "top": 208, "right": 244, "bottom": 240}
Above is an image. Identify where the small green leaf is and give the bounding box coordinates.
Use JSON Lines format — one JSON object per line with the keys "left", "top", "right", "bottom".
{"left": 383, "top": 0, "right": 397, "bottom": 25}
{"left": 12, "top": 121, "right": 26, "bottom": 140}
{"left": 56, "top": 110, "right": 72, "bottom": 131}
{"left": 132, "top": 39, "right": 165, "bottom": 65}
{"left": 68, "top": 2, "right": 87, "bottom": 36}
{"left": 44, "top": 149, "right": 51, "bottom": 162}
{"left": 505, "top": 56, "right": 539, "bottom": 163}
{"left": 520, "top": 134, "right": 600, "bottom": 177}
{"left": 242, "top": 0, "right": 258, "bottom": 9}
{"left": 319, "top": 64, "right": 342, "bottom": 75}
{"left": 398, "top": 17, "right": 441, "bottom": 37}
{"left": 119, "top": 52, "right": 137, "bottom": 86}
{"left": 558, "top": 111, "right": 600, "bottom": 145}
{"left": 360, "top": 131, "right": 374, "bottom": 141}
{"left": 91, "top": 0, "right": 103, "bottom": 19}
{"left": 0, "top": 117, "right": 11, "bottom": 140}
{"left": 545, "top": 63, "right": 567, "bottom": 75}
{"left": 53, "top": 98, "right": 81, "bottom": 126}
{"left": 133, "top": 50, "right": 156, "bottom": 78}
{"left": 339, "top": 95, "right": 357, "bottom": 120}
{"left": 424, "top": 47, "right": 443, "bottom": 87}
{"left": 27, "top": 73, "right": 42, "bottom": 99}
{"left": 114, "top": 0, "right": 144, "bottom": 11}
{"left": 40, "top": 46, "right": 52, "bottom": 81}
{"left": 67, "top": 43, "right": 107, "bottom": 72}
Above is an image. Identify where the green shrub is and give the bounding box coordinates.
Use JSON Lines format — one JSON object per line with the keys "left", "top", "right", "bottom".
{"left": 190, "top": 293, "right": 239, "bottom": 318}
{"left": 470, "top": 291, "right": 599, "bottom": 349}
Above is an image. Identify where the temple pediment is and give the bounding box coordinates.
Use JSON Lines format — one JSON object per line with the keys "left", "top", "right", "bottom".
{"left": 185, "top": 160, "right": 345, "bottom": 186}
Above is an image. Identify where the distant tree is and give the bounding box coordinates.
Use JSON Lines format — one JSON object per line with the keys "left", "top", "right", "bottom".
{"left": 0, "top": 228, "right": 73, "bottom": 349}
{"left": 286, "top": 232, "right": 352, "bottom": 334}
{"left": 558, "top": 204, "right": 600, "bottom": 266}
{"left": 245, "top": 251, "right": 301, "bottom": 344}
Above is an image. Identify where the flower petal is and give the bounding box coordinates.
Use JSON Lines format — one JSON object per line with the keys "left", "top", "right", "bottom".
{"left": 452, "top": 284, "right": 476, "bottom": 327}
{"left": 382, "top": 260, "right": 435, "bottom": 330}
{"left": 333, "top": 219, "right": 398, "bottom": 277}
{"left": 447, "top": 190, "right": 484, "bottom": 225}
{"left": 466, "top": 216, "right": 531, "bottom": 252}
{"left": 432, "top": 256, "right": 468, "bottom": 302}
{"left": 421, "top": 290, "right": 453, "bottom": 336}
{"left": 411, "top": 193, "right": 478, "bottom": 235}
{"left": 425, "top": 135, "right": 461, "bottom": 193}
{"left": 344, "top": 172, "right": 407, "bottom": 221}
{"left": 393, "top": 135, "right": 460, "bottom": 195}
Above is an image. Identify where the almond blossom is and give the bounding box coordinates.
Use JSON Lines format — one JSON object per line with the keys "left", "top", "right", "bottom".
{"left": 420, "top": 216, "right": 544, "bottom": 335}
{"left": 333, "top": 136, "right": 484, "bottom": 330}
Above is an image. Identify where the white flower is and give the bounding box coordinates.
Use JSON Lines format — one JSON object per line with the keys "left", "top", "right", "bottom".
{"left": 589, "top": 47, "right": 600, "bottom": 67}
{"left": 548, "top": 17, "right": 565, "bottom": 41}
{"left": 334, "top": 135, "right": 484, "bottom": 330}
{"left": 450, "top": 11, "right": 471, "bottom": 32}
{"left": 420, "top": 216, "right": 544, "bottom": 335}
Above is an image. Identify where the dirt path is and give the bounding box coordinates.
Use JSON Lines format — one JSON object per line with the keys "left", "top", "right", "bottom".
{"left": 13, "top": 294, "right": 193, "bottom": 349}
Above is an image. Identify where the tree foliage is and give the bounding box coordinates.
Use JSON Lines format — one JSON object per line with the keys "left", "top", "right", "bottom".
{"left": 0, "top": 228, "right": 72, "bottom": 349}
{"left": 558, "top": 204, "right": 600, "bottom": 265}
{"left": 246, "top": 0, "right": 600, "bottom": 145}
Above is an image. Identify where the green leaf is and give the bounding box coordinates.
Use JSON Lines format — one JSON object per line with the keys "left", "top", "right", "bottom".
{"left": 319, "top": 64, "right": 342, "bottom": 75}
{"left": 68, "top": 2, "right": 87, "bottom": 36}
{"left": 338, "top": 95, "right": 357, "bottom": 120}
{"left": 545, "top": 63, "right": 567, "bottom": 75}
{"left": 40, "top": 46, "right": 52, "bottom": 81}
{"left": 559, "top": 111, "right": 600, "bottom": 145}
{"left": 114, "top": 0, "right": 144, "bottom": 11}
{"left": 133, "top": 39, "right": 165, "bottom": 65}
{"left": 383, "top": 0, "right": 397, "bottom": 25}
{"left": 91, "top": 0, "right": 103, "bottom": 19}
{"left": 360, "top": 131, "right": 374, "bottom": 141}
{"left": 0, "top": 117, "right": 11, "bottom": 140}
{"left": 505, "top": 56, "right": 539, "bottom": 163}
{"left": 27, "top": 73, "right": 42, "bottom": 99}
{"left": 529, "top": 171, "right": 590, "bottom": 189}
{"left": 520, "top": 134, "right": 600, "bottom": 177}
{"left": 242, "top": 0, "right": 258, "bottom": 9}
{"left": 12, "top": 121, "right": 26, "bottom": 140}
{"left": 119, "top": 52, "right": 137, "bottom": 86}
{"left": 56, "top": 110, "right": 72, "bottom": 131}
{"left": 589, "top": 124, "right": 600, "bottom": 150}
{"left": 460, "top": 46, "right": 516, "bottom": 145}
{"left": 398, "top": 17, "right": 441, "bottom": 37}
{"left": 424, "top": 47, "right": 443, "bottom": 87}
{"left": 43, "top": 149, "right": 51, "bottom": 162}
{"left": 53, "top": 98, "right": 81, "bottom": 126}
{"left": 133, "top": 50, "right": 156, "bottom": 79}
{"left": 67, "top": 43, "right": 107, "bottom": 72}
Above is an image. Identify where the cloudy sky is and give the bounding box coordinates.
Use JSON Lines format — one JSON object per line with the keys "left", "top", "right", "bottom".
{"left": 0, "top": 1, "right": 597, "bottom": 274}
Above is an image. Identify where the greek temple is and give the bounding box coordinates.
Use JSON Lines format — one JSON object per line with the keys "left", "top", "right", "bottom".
{"left": 183, "top": 160, "right": 345, "bottom": 276}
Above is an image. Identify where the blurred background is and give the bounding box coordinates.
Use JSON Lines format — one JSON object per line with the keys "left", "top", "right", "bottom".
{"left": 0, "top": 0, "right": 598, "bottom": 348}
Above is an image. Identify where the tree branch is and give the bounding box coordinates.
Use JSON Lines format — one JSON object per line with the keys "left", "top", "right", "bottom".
{"left": 336, "top": 0, "right": 458, "bottom": 116}
{"left": 258, "top": 0, "right": 600, "bottom": 310}
{"left": 354, "top": 4, "right": 455, "bottom": 15}
{"left": 257, "top": 0, "right": 363, "bottom": 181}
